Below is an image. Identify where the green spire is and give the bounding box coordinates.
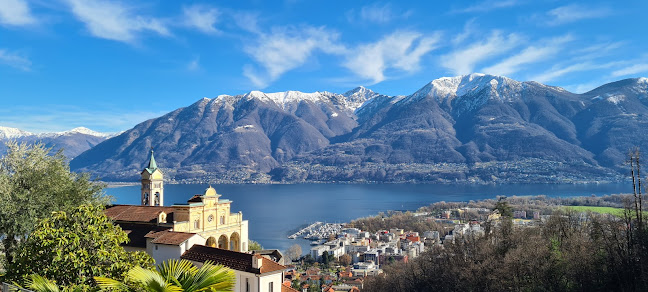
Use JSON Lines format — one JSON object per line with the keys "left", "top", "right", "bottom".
{"left": 147, "top": 149, "right": 157, "bottom": 171}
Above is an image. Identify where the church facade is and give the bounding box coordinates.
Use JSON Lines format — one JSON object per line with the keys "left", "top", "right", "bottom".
{"left": 105, "top": 150, "right": 249, "bottom": 258}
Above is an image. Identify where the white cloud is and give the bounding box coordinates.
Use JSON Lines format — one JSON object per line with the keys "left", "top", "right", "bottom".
{"left": 232, "top": 11, "right": 262, "bottom": 34}
{"left": 545, "top": 5, "right": 609, "bottom": 26}
{"left": 344, "top": 31, "right": 440, "bottom": 84}
{"left": 182, "top": 5, "right": 220, "bottom": 34}
{"left": 611, "top": 64, "right": 648, "bottom": 78}
{"left": 482, "top": 35, "right": 572, "bottom": 76}
{"left": 454, "top": 0, "right": 520, "bottom": 13}
{"left": 441, "top": 31, "right": 521, "bottom": 75}
{"left": 0, "top": 49, "right": 31, "bottom": 71}
{"left": 64, "top": 0, "right": 170, "bottom": 43}
{"left": 347, "top": 3, "right": 412, "bottom": 24}
{"left": 243, "top": 26, "right": 345, "bottom": 88}
{"left": 452, "top": 19, "right": 477, "bottom": 46}
{"left": 530, "top": 61, "right": 620, "bottom": 84}
{"left": 0, "top": 0, "right": 36, "bottom": 26}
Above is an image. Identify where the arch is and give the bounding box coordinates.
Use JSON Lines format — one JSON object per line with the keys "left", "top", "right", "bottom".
{"left": 230, "top": 232, "right": 240, "bottom": 252}
{"left": 154, "top": 192, "right": 160, "bottom": 206}
{"left": 206, "top": 236, "right": 217, "bottom": 248}
{"left": 218, "top": 234, "right": 229, "bottom": 250}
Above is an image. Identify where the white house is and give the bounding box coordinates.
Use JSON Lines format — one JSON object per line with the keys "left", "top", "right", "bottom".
{"left": 145, "top": 230, "right": 206, "bottom": 264}
{"left": 182, "top": 245, "right": 290, "bottom": 292}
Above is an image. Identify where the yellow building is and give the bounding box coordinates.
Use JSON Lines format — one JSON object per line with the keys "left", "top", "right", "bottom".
{"left": 141, "top": 150, "right": 164, "bottom": 206}
{"left": 171, "top": 186, "right": 249, "bottom": 251}
{"left": 105, "top": 150, "right": 249, "bottom": 253}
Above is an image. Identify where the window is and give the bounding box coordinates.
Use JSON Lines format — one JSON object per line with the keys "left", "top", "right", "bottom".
{"left": 220, "top": 216, "right": 225, "bottom": 225}
{"left": 155, "top": 245, "right": 158, "bottom": 250}
{"left": 194, "top": 220, "right": 200, "bottom": 229}
{"left": 245, "top": 278, "right": 249, "bottom": 292}
{"left": 269, "top": 282, "right": 273, "bottom": 292}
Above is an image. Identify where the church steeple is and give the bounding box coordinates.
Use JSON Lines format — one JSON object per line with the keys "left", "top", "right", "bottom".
{"left": 141, "top": 148, "right": 164, "bottom": 206}
{"left": 146, "top": 149, "right": 158, "bottom": 171}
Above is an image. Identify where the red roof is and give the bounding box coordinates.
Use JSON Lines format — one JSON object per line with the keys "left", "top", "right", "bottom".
{"left": 105, "top": 205, "right": 175, "bottom": 223}
{"left": 145, "top": 230, "right": 199, "bottom": 246}
{"left": 282, "top": 283, "right": 300, "bottom": 292}
{"left": 181, "top": 245, "right": 286, "bottom": 275}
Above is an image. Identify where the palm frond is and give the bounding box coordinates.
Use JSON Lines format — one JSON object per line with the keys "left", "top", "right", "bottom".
{"left": 94, "top": 276, "right": 131, "bottom": 291}
{"left": 127, "top": 266, "right": 183, "bottom": 292}
{"left": 26, "top": 275, "right": 61, "bottom": 292}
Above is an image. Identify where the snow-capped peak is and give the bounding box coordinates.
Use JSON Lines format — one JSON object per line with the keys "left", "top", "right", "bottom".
{"left": 0, "top": 126, "right": 33, "bottom": 139}
{"left": 216, "top": 88, "right": 381, "bottom": 112}
{"left": 60, "top": 127, "right": 112, "bottom": 137}
{"left": 410, "top": 74, "right": 523, "bottom": 104}
{"left": 0, "top": 126, "right": 112, "bottom": 139}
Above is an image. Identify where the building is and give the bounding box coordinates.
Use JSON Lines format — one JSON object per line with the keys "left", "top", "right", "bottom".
{"left": 182, "top": 245, "right": 287, "bottom": 292}
{"left": 104, "top": 150, "right": 249, "bottom": 263}
{"left": 145, "top": 230, "right": 206, "bottom": 264}
{"left": 141, "top": 149, "right": 164, "bottom": 206}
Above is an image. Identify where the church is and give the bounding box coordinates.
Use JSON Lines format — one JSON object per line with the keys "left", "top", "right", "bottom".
{"left": 105, "top": 150, "right": 250, "bottom": 260}
{"left": 105, "top": 150, "right": 296, "bottom": 292}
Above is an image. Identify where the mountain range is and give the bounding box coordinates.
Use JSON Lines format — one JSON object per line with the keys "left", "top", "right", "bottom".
{"left": 0, "top": 127, "right": 112, "bottom": 159}
{"left": 66, "top": 74, "right": 648, "bottom": 183}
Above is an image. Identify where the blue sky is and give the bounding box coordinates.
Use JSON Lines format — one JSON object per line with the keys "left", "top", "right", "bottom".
{"left": 1, "top": 0, "right": 647, "bottom": 133}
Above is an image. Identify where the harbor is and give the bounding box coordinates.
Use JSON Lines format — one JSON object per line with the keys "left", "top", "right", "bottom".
{"left": 288, "top": 221, "right": 344, "bottom": 241}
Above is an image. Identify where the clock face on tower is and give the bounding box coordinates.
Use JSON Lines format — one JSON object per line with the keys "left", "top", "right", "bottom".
{"left": 208, "top": 214, "right": 214, "bottom": 222}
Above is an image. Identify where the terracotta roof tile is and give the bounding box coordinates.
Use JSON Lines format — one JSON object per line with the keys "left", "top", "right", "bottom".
{"left": 105, "top": 205, "right": 175, "bottom": 223}
{"left": 282, "top": 283, "right": 300, "bottom": 292}
{"left": 145, "top": 230, "right": 198, "bottom": 246}
{"left": 259, "top": 256, "right": 286, "bottom": 274}
{"left": 181, "top": 245, "right": 286, "bottom": 275}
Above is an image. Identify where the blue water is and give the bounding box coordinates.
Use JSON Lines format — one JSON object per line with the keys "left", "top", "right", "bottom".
{"left": 106, "top": 183, "right": 631, "bottom": 253}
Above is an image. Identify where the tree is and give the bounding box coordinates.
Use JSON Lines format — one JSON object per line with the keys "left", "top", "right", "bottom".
{"left": 0, "top": 142, "right": 107, "bottom": 264}
{"left": 95, "top": 259, "right": 235, "bottom": 292}
{"left": 248, "top": 240, "right": 263, "bottom": 251}
{"left": 322, "top": 251, "right": 330, "bottom": 266}
{"left": 3, "top": 205, "right": 153, "bottom": 288}
{"left": 338, "top": 254, "right": 352, "bottom": 267}
{"left": 494, "top": 197, "right": 513, "bottom": 218}
{"left": 284, "top": 244, "right": 302, "bottom": 262}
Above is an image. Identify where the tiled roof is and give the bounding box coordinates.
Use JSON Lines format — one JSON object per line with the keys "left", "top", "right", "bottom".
{"left": 181, "top": 245, "right": 286, "bottom": 275}
{"left": 282, "top": 283, "right": 300, "bottom": 292}
{"left": 116, "top": 223, "right": 170, "bottom": 248}
{"left": 145, "top": 230, "right": 198, "bottom": 246}
{"left": 105, "top": 205, "right": 175, "bottom": 223}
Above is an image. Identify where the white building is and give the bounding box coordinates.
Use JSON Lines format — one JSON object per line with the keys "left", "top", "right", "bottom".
{"left": 144, "top": 230, "right": 206, "bottom": 264}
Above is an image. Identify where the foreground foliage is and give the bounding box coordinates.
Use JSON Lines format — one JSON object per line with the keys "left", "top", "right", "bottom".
{"left": 0, "top": 142, "right": 107, "bottom": 265}
{"left": 95, "top": 259, "right": 235, "bottom": 292}
{"left": 3, "top": 205, "right": 153, "bottom": 288}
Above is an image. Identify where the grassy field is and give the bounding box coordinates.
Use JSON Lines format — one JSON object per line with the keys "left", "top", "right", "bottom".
{"left": 566, "top": 206, "right": 627, "bottom": 217}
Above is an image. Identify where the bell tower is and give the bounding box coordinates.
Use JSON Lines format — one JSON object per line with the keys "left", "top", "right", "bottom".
{"left": 141, "top": 149, "right": 164, "bottom": 206}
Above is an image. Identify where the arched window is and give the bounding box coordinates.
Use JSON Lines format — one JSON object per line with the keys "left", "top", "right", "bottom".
{"left": 194, "top": 219, "right": 200, "bottom": 229}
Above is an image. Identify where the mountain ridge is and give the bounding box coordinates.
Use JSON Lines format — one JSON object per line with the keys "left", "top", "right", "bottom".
{"left": 0, "top": 126, "right": 113, "bottom": 159}
{"left": 70, "top": 75, "right": 647, "bottom": 183}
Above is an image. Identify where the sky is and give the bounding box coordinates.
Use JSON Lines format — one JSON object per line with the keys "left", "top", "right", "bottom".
{"left": 1, "top": 0, "right": 647, "bottom": 133}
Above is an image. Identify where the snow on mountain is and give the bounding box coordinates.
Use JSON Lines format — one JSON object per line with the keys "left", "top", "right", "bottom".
{"left": 0, "top": 126, "right": 33, "bottom": 139}
{"left": 409, "top": 73, "right": 525, "bottom": 104}
{"left": 37, "top": 127, "right": 114, "bottom": 138}
{"left": 211, "top": 87, "right": 381, "bottom": 113}
{"left": 0, "top": 126, "right": 113, "bottom": 140}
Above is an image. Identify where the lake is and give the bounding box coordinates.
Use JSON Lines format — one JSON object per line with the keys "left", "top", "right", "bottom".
{"left": 106, "top": 183, "right": 631, "bottom": 254}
